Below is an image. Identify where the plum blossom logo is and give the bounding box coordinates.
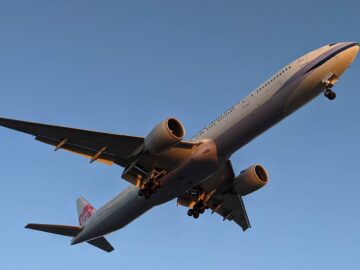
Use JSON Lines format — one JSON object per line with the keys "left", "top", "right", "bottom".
{"left": 79, "top": 204, "right": 95, "bottom": 226}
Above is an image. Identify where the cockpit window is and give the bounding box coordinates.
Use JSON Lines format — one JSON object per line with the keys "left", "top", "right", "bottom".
{"left": 329, "top": 43, "right": 338, "bottom": 46}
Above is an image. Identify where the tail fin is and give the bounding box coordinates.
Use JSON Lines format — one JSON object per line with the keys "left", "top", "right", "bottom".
{"left": 76, "top": 196, "right": 96, "bottom": 226}
{"left": 25, "top": 197, "right": 114, "bottom": 252}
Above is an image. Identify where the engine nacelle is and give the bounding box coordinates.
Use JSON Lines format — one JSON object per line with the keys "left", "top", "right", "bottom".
{"left": 144, "top": 118, "right": 185, "bottom": 154}
{"left": 233, "top": 164, "right": 269, "bottom": 196}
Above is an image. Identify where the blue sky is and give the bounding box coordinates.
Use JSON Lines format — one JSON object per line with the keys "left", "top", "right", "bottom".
{"left": 0, "top": 1, "right": 359, "bottom": 269}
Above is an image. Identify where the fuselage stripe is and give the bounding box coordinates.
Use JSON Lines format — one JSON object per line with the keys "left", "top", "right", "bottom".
{"left": 304, "top": 43, "right": 358, "bottom": 74}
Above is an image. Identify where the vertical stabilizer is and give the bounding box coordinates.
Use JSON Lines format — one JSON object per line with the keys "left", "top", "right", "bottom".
{"left": 76, "top": 196, "right": 96, "bottom": 226}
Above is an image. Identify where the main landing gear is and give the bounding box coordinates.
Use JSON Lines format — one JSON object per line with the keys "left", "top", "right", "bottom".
{"left": 187, "top": 200, "right": 208, "bottom": 219}
{"left": 138, "top": 183, "right": 160, "bottom": 199}
{"left": 137, "top": 169, "right": 165, "bottom": 199}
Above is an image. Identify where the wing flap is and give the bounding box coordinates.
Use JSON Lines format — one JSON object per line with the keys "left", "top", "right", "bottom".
{"left": 36, "top": 135, "right": 115, "bottom": 165}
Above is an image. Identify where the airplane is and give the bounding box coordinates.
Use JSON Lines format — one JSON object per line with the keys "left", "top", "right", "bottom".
{"left": 0, "top": 42, "right": 358, "bottom": 253}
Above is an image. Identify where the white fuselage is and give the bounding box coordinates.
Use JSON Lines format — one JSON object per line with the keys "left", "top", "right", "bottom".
{"left": 72, "top": 42, "right": 359, "bottom": 245}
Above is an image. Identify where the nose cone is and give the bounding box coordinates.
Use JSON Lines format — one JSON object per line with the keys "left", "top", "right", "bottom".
{"left": 347, "top": 42, "right": 359, "bottom": 65}
{"left": 352, "top": 42, "right": 359, "bottom": 58}
{"left": 337, "top": 42, "right": 359, "bottom": 69}
{"left": 323, "top": 42, "right": 359, "bottom": 78}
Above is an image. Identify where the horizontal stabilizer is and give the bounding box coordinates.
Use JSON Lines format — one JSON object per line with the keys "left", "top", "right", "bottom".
{"left": 25, "top": 223, "right": 82, "bottom": 237}
{"left": 87, "top": 237, "right": 114, "bottom": 253}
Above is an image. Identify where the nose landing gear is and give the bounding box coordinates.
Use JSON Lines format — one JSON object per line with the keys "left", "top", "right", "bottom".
{"left": 322, "top": 72, "right": 338, "bottom": 101}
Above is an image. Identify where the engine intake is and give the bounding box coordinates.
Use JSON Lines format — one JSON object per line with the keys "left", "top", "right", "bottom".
{"left": 144, "top": 118, "right": 185, "bottom": 154}
{"left": 233, "top": 164, "right": 269, "bottom": 196}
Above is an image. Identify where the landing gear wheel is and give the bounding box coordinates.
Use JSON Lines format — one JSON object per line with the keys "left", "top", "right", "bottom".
{"left": 199, "top": 208, "right": 205, "bottom": 214}
{"left": 187, "top": 209, "right": 193, "bottom": 217}
{"left": 324, "top": 88, "right": 336, "bottom": 100}
{"left": 192, "top": 211, "right": 200, "bottom": 219}
{"left": 329, "top": 91, "right": 336, "bottom": 100}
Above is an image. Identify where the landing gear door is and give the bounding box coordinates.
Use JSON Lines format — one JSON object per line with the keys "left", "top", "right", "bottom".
{"left": 297, "top": 55, "right": 308, "bottom": 67}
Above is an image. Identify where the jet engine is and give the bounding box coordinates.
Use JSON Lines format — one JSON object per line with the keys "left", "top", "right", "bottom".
{"left": 144, "top": 118, "right": 185, "bottom": 154}
{"left": 233, "top": 164, "right": 269, "bottom": 196}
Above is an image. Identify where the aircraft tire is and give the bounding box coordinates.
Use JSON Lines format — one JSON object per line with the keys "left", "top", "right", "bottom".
{"left": 193, "top": 211, "right": 200, "bottom": 219}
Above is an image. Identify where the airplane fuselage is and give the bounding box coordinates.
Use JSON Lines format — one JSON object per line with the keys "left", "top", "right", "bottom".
{"left": 70, "top": 42, "right": 359, "bottom": 245}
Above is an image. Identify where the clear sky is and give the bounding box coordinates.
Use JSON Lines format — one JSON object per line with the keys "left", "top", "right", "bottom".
{"left": 0, "top": 1, "right": 359, "bottom": 269}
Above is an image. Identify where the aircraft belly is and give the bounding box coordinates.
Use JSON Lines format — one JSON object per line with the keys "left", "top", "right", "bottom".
{"left": 73, "top": 187, "right": 153, "bottom": 243}
{"left": 73, "top": 140, "right": 221, "bottom": 242}
{"left": 102, "top": 191, "right": 153, "bottom": 234}
{"left": 151, "top": 139, "right": 220, "bottom": 205}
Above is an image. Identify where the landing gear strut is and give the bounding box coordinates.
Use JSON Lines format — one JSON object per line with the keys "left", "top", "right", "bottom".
{"left": 181, "top": 189, "right": 215, "bottom": 219}
{"left": 322, "top": 72, "right": 338, "bottom": 101}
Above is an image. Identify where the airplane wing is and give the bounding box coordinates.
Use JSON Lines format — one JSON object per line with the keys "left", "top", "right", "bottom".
{"left": 0, "top": 117, "right": 195, "bottom": 175}
{"left": 208, "top": 191, "right": 251, "bottom": 231}
{"left": 180, "top": 160, "right": 251, "bottom": 231}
